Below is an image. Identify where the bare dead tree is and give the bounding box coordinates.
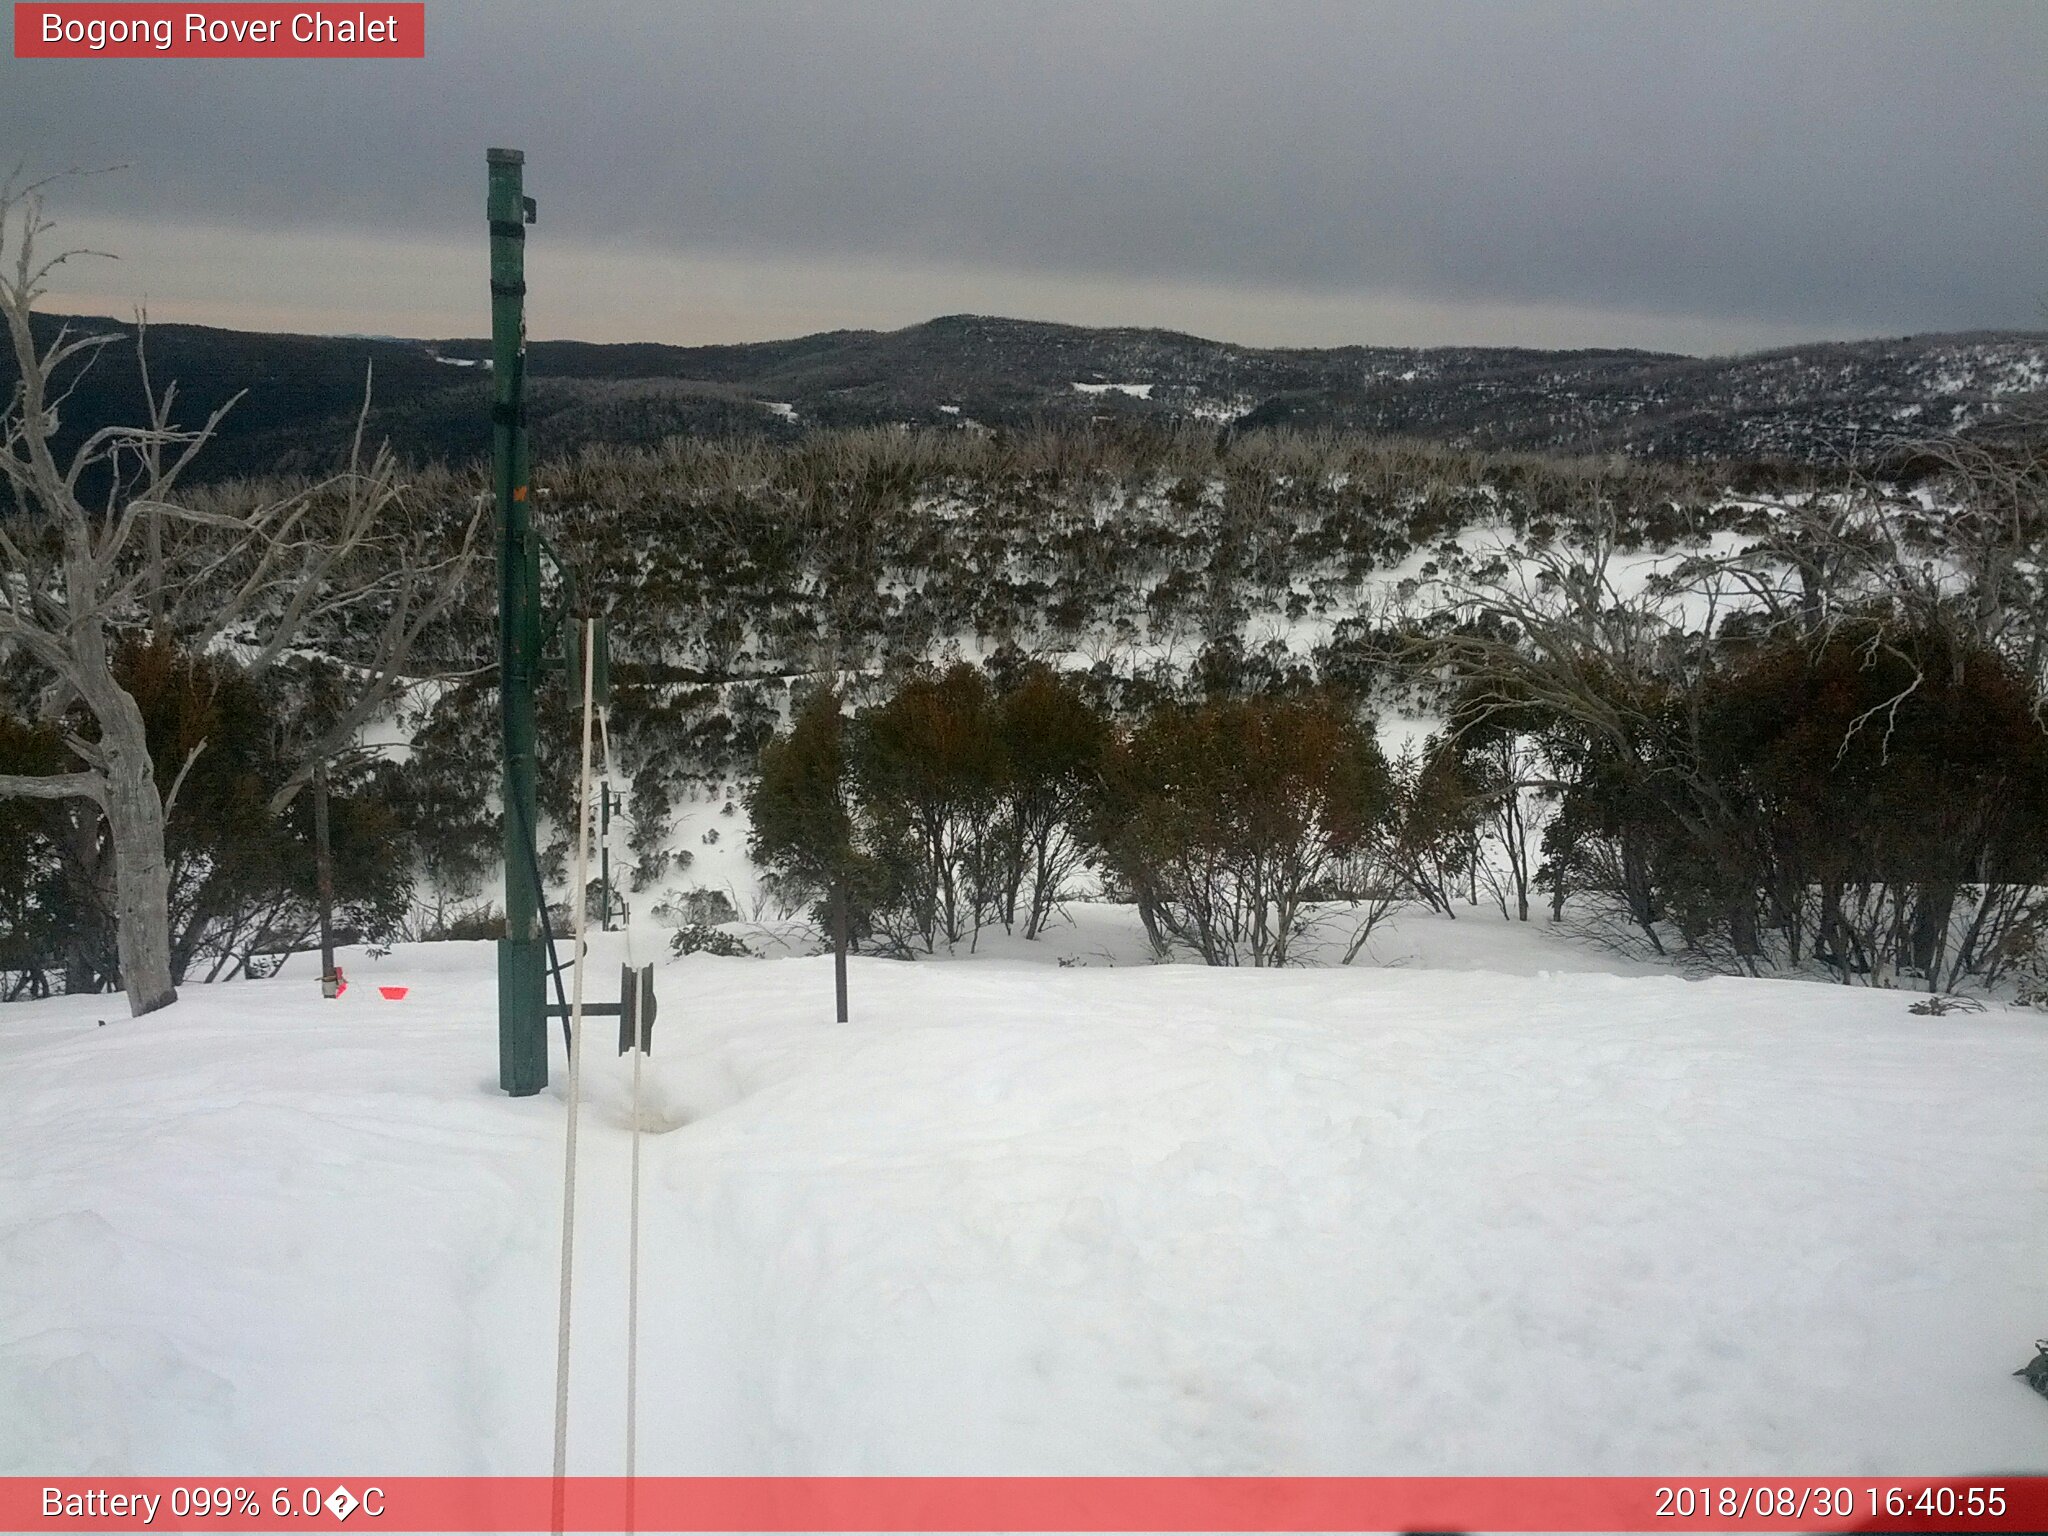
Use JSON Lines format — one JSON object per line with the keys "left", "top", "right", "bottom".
{"left": 244, "top": 394, "right": 483, "bottom": 816}
{"left": 1901, "top": 426, "right": 2048, "bottom": 701}
{"left": 1428, "top": 510, "right": 1767, "bottom": 961}
{"left": 0, "top": 178, "right": 479, "bottom": 1013}
{"left": 1437, "top": 448, "right": 2048, "bottom": 985}
{"left": 1660, "top": 431, "right": 2047, "bottom": 768}
{"left": 1434, "top": 516, "right": 1701, "bottom": 764}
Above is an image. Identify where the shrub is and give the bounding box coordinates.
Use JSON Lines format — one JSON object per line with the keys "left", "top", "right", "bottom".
{"left": 658, "top": 886, "right": 739, "bottom": 927}
{"left": 1538, "top": 624, "right": 2048, "bottom": 986}
{"left": 670, "top": 922, "right": 754, "bottom": 958}
{"left": 850, "top": 664, "right": 1006, "bottom": 951}
{"left": 1094, "top": 692, "right": 1394, "bottom": 965}
{"left": 986, "top": 665, "right": 1108, "bottom": 938}
{"left": 2001, "top": 920, "right": 2048, "bottom": 1009}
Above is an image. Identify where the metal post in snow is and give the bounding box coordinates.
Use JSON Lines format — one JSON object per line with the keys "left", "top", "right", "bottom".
{"left": 314, "top": 757, "right": 338, "bottom": 999}
{"left": 489, "top": 146, "right": 547, "bottom": 1096}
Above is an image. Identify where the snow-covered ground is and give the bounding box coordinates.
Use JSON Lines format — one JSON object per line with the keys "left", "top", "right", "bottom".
{"left": 3, "top": 908, "right": 2045, "bottom": 1477}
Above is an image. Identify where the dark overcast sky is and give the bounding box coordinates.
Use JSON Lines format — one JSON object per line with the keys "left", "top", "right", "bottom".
{"left": 5, "top": 0, "right": 2044, "bottom": 353}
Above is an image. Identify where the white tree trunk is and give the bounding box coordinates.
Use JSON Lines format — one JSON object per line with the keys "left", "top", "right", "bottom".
{"left": 87, "top": 682, "right": 179, "bottom": 1015}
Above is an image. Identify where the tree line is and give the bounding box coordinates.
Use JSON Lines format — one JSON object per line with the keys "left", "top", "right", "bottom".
{"left": 741, "top": 420, "right": 2048, "bottom": 1003}
{"left": 749, "top": 659, "right": 1480, "bottom": 1005}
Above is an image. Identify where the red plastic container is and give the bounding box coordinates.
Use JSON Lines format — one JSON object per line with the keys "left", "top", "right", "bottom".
{"left": 378, "top": 985, "right": 409, "bottom": 1000}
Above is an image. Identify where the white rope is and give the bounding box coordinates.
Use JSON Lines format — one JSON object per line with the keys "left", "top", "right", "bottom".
{"left": 600, "top": 705, "right": 646, "bottom": 1487}
{"left": 551, "top": 619, "right": 599, "bottom": 1512}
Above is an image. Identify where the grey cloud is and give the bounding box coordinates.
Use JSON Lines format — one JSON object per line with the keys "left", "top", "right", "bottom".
{"left": 3, "top": 0, "right": 2043, "bottom": 348}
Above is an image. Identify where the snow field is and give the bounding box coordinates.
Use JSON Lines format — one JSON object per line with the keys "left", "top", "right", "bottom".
{"left": 2, "top": 911, "right": 2044, "bottom": 1479}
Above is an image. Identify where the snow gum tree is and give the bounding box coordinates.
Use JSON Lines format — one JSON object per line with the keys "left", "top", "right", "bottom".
{"left": 748, "top": 683, "right": 860, "bottom": 1020}
{"left": 750, "top": 665, "right": 1112, "bottom": 995}
{"left": 0, "top": 180, "right": 476, "bottom": 1014}
{"left": 987, "top": 663, "right": 1108, "bottom": 939}
{"left": 1094, "top": 693, "right": 1395, "bottom": 966}
{"left": 850, "top": 664, "right": 1008, "bottom": 952}
{"left": 1442, "top": 467, "right": 2048, "bottom": 986}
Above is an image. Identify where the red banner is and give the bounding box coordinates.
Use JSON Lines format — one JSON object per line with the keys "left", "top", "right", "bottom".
{"left": 4, "top": 1477, "right": 2046, "bottom": 1532}
{"left": 13, "top": 4, "right": 424, "bottom": 58}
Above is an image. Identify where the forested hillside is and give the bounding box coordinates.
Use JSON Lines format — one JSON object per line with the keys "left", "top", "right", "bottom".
{"left": 8, "top": 409, "right": 2046, "bottom": 1002}
{"left": 11, "top": 310, "right": 2045, "bottom": 483}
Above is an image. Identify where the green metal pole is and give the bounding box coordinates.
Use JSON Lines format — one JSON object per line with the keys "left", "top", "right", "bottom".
{"left": 489, "top": 147, "right": 547, "bottom": 1096}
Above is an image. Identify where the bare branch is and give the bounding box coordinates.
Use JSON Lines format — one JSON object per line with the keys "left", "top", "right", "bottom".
{"left": 0, "top": 769, "right": 103, "bottom": 803}
{"left": 162, "top": 736, "right": 207, "bottom": 820}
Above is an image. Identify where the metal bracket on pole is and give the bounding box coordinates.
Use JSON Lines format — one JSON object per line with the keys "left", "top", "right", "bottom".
{"left": 563, "top": 614, "right": 610, "bottom": 704}
{"left": 536, "top": 963, "right": 657, "bottom": 1054}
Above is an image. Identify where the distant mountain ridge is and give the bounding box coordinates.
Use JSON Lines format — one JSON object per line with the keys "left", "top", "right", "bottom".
{"left": 14, "top": 310, "right": 2047, "bottom": 481}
